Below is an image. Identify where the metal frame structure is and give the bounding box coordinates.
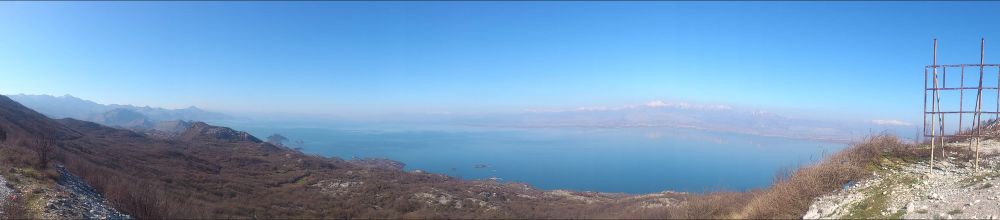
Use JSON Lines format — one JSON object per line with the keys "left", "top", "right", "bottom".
{"left": 923, "top": 38, "right": 997, "bottom": 172}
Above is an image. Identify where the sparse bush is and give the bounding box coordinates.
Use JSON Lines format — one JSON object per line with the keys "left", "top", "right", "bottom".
{"left": 32, "top": 139, "right": 53, "bottom": 169}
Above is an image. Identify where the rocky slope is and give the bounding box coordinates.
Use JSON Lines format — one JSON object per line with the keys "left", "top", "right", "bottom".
{"left": 42, "top": 165, "right": 130, "bottom": 219}
{"left": 804, "top": 139, "right": 1000, "bottom": 219}
{"left": 0, "top": 175, "right": 17, "bottom": 217}
{"left": 0, "top": 167, "right": 130, "bottom": 219}
{"left": 0, "top": 94, "right": 693, "bottom": 218}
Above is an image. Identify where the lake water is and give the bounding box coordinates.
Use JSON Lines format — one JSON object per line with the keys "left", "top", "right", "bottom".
{"left": 212, "top": 120, "right": 844, "bottom": 194}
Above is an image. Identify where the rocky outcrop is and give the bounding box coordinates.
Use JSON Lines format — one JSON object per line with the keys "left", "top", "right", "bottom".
{"left": 804, "top": 140, "right": 1000, "bottom": 219}
{"left": 178, "top": 122, "right": 261, "bottom": 143}
{"left": 348, "top": 158, "right": 406, "bottom": 171}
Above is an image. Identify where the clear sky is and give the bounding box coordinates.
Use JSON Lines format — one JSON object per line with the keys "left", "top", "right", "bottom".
{"left": 1, "top": 2, "right": 998, "bottom": 123}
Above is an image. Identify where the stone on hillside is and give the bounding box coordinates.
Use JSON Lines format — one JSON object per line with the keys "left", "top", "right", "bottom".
{"left": 929, "top": 193, "right": 940, "bottom": 200}
{"left": 802, "top": 205, "right": 821, "bottom": 219}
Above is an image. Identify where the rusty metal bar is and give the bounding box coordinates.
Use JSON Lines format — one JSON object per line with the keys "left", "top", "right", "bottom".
{"left": 922, "top": 39, "right": 1000, "bottom": 174}
{"left": 925, "top": 111, "right": 1000, "bottom": 114}
{"left": 926, "top": 64, "right": 1000, "bottom": 68}
{"left": 926, "top": 87, "right": 1000, "bottom": 90}
{"left": 921, "top": 134, "right": 988, "bottom": 138}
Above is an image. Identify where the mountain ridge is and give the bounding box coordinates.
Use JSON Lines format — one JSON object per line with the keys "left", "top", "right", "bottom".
{"left": 6, "top": 94, "right": 230, "bottom": 129}
{"left": 0, "top": 94, "right": 687, "bottom": 219}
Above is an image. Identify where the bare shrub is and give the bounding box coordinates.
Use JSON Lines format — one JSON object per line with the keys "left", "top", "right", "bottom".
{"left": 0, "top": 126, "right": 6, "bottom": 142}
{"left": 32, "top": 139, "right": 53, "bottom": 169}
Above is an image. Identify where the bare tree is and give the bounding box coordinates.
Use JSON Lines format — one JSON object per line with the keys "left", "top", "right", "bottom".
{"left": 33, "top": 139, "right": 53, "bottom": 169}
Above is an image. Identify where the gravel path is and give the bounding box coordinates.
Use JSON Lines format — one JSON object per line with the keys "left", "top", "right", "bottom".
{"left": 47, "top": 165, "right": 131, "bottom": 220}
{"left": 0, "top": 175, "right": 17, "bottom": 218}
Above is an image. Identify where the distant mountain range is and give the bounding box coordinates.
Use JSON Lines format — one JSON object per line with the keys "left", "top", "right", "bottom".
{"left": 7, "top": 94, "right": 230, "bottom": 129}
{"left": 461, "top": 101, "right": 918, "bottom": 142}
{"left": 6, "top": 94, "right": 916, "bottom": 142}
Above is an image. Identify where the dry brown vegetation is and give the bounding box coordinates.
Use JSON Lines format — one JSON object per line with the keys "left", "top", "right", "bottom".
{"left": 734, "top": 135, "right": 906, "bottom": 219}
{"left": 616, "top": 135, "right": 927, "bottom": 219}
{"left": 3, "top": 116, "right": 658, "bottom": 219}
{"left": 0, "top": 94, "right": 940, "bottom": 219}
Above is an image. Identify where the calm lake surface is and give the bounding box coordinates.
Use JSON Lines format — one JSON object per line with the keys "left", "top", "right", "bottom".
{"left": 213, "top": 120, "right": 844, "bottom": 194}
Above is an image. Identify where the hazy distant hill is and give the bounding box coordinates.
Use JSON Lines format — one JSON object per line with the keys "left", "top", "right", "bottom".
{"left": 7, "top": 94, "right": 230, "bottom": 128}
{"left": 464, "top": 101, "right": 917, "bottom": 142}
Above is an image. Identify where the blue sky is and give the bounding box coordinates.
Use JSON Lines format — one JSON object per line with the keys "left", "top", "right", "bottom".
{"left": 1, "top": 2, "right": 998, "bottom": 123}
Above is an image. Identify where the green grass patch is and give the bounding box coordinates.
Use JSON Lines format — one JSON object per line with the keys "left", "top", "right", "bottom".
{"left": 864, "top": 163, "right": 881, "bottom": 172}
{"left": 843, "top": 162, "right": 920, "bottom": 219}
{"left": 15, "top": 167, "right": 38, "bottom": 179}
{"left": 843, "top": 185, "right": 891, "bottom": 219}
{"left": 898, "top": 175, "right": 919, "bottom": 187}
{"left": 947, "top": 209, "right": 963, "bottom": 215}
{"left": 959, "top": 172, "right": 999, "bottom": 188}
{"left": 977, "top": 183, "right": 994, "bottom": 190}
{"left": 887, "top": 208, "right": 906, "bottom": 219}
{"left": 879, "top": 157, "right": 909, "bottom": 170}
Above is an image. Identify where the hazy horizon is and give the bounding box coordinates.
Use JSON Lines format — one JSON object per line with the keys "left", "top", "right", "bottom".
{"left": 3, "top": 2, "right": 1000, "bottom": 218}
{"left": 3, "top": 2, "right": 999, "bottom": 126}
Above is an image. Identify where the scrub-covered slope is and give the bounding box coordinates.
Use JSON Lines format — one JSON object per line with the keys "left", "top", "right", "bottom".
{"left": 0, "top": 94, "right": 685, "bottom": 219}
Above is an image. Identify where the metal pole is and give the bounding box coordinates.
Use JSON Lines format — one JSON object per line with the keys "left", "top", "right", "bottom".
{"left": 930, "top": 38, "right": 938, "bottom": 172}
{"left": 975, "top": 38, "right": 985, "bottom": 172}
{"left": 931, "top": 41, "right": 948, "bottom": 163}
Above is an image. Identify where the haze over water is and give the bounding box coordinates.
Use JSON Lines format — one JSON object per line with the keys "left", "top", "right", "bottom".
{"left": 215, "top": 120, "right": 843, "bottom": 194}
